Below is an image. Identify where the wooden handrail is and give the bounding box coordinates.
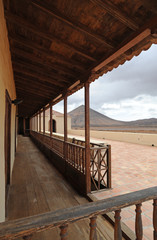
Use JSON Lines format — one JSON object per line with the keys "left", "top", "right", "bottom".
{"left": 65, "top": 141, "right": 85, "bottom": 149}
{"left": 0, "top": 186, "right": 157, "bottom": 239}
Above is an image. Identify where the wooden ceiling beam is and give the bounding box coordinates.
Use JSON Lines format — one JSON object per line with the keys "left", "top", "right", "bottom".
{"left": 13, "top": 63, "right": 66, "bottom": 88}
{"left": 12, "top": 58, "right": 73, "bottom": 83}
{"left": 9, "top": 35, "right": 85, "bottom": 72}
{"left": 14, "top": 72, "right": 60, "bottom": 92}
{"left": 32, "top": 0, "right": 115, "bottom": 48}
{"left": 11, "top": 48, "right": 78, "bottom": 78}
{"left": 16, "top": 86, "right": 51, "bottom": 98}
{"left": 14, "top": 75, "right": 57, "bottom": 93}
{"left": 5, "top": 12, "right": 96, "bottom": 62}
{"left": 91, "top": 0, "right": 139, "bottom": 31}
{"left": 93, "top": 28, "right": 151, "bottom": 72}
{"left": 15, "top": 78, "right": 56, "bottom": 96}
{"left": 16, "top": 87, "right": 50, "bottom": 100}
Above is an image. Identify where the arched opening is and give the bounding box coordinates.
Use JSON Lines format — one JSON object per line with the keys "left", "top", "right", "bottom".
{"left": 53, "top": 119, "right": 56, "bottom": 133}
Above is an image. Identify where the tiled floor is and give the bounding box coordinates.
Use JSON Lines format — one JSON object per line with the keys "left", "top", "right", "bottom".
{"left": 90, "top": 138, "right": 157, "bottom": 240}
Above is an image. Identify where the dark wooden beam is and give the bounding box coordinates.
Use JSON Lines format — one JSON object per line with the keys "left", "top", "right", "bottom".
{"left": 11, "top": 48, "right": 78, "bottom": 78}
{"left": 9, "top": 35, "right": 85, "bottom": 72}
{"left": 91, "top": 0, "right": 139, "bottom": 31}
{"left": 15, "top": 79, "right": 55, "bottom": 97}
{"left": 5, "top": 12, "right": 97, "bottom": 62}
{"left": 32, "top": 0, "right": 115, "bottom": 48}
{"left": 16, "top": 85, "right": 51, "bottom": 99}
{"left": 12, "top": 60, "right": 71, "bottom": 84}
{"left": 15, "top": 76, "right": 57, "bottom": 94}
{"left": 13, "top": 64, "right": 66, "bottom": 88}
{"left": 93, "top": 28, "right": 151, "bottom": 72}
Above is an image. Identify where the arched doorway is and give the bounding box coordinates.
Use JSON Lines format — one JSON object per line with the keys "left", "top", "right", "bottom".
{"left": 53, "top": 119, "right": 56, "bottom": 133}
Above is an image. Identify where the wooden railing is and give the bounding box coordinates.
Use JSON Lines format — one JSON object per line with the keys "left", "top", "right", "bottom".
{"left": 90, "top": 145, "right": 111, "bottom": 191}
{"left": 30, "top": 131, "right": 111, "bottom": 192}
{"left": 66, "top": 142, "right": 85, "bottom": 174}
{"left": 72, "top": 137, "right": 111, "bottom": 190}
{"left": 31, "top": 131, "right": 64, "bottom": 157}
{"left": 0, "top": 187, "right": 157, "bottom": 240}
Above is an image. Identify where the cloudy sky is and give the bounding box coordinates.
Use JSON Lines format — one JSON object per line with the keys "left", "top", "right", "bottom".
{"left": 54, "top": 44, "right": 157, "bottom": 121}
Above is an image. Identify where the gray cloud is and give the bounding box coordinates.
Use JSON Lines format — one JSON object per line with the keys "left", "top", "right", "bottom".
{"left": 55, "top": 44, "right": 157, "bottom": 120}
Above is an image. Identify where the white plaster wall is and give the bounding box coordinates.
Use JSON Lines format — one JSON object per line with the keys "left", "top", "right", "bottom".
{"left": 0, "top": 0, "right": 16, "bottom": 222}
{"left": 69, "top": 129, "right": 157, "bottom": 147}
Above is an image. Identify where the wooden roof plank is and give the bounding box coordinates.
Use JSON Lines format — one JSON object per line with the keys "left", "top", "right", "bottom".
{"left": 91, "top": 0, "right": 139, "bottom": 31}
{"left": 32, "top": 0, "right": 115, "bottom": 48}
{"left": 13, "top": 64, "right": 67, "bottom": 88}
{"left": 12, "top": 48, "right": 79, "bottom": 78}
{"left": 10, "top": 35, "right": 86, "bottom": 72}
{"left": 5, "top": 11, "right": 97, "bottom": 62}
{"left": 12, "top": 60, "right": 72, "bottom": 84}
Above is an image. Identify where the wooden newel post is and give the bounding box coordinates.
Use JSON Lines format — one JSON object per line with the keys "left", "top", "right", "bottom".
{"left": 153, "top": 199, "right": 157, "bottom": 240}
{"left": 114, "top": 210, "right": 122, "bottom": 240}
{"left": 89, "top": 216, "right": 97, "bottom": 240}
{"left": 135, "top": 203, "right": 143, "bottom": 240}
{"left": 60, "top": 224, "right": 68, "bottom": 240}
{"left": 107, "top": 144, "right": 111, "bottom": 188}
{"left": 85, "top": 82, "right": 91, "bottom": 194}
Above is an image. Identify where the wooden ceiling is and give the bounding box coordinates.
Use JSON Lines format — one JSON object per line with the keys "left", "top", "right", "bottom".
{"left": 3, "top": 0, "right": 157, "bottom": 117}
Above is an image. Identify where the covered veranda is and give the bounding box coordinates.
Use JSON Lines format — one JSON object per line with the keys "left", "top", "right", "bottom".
{"left": 0, "top": 0, "right": 157, "bottom": 239}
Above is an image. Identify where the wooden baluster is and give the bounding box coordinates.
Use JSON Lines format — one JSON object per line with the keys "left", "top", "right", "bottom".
{"left": 114, "top": 210, "right": 122, "bottom": 240}
{"left": 23, "top": 235, "right": 32, "bottom": 240}
{"left": 89, "top": 216, "right": 97, "bottom": 240}
{"left": 153, "top": 199, "right": 157, "bottom": 240}
{"left": 135, "top": 203, "right": 143, "bottom": 240}
{"left": 60, "top": 224, "right": 68, "bottom": 240}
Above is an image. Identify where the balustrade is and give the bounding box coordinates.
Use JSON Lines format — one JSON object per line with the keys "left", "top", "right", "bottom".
{"left": 0, "top": 187, "right": 157, "bottom": 240}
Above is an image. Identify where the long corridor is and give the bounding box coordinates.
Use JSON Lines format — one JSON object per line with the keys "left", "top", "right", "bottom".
{"left": 7, "top": 136, "right": 115, "bottom": 240}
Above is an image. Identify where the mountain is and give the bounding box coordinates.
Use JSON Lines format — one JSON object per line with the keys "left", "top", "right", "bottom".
{"left": 68, "top": 105, "right": 157, "bottom": 128}
{"left": 68, "top": 105, "right": 126, "bottom": 128}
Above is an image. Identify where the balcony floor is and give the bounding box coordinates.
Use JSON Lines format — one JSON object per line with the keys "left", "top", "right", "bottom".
{"left": 7, "top": 135, "right": 115, "bottom": 240}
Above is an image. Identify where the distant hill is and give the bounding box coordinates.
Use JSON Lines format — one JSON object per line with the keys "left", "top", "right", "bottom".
{"left": 68, "top": 105, "right": 157, "bottom": 128}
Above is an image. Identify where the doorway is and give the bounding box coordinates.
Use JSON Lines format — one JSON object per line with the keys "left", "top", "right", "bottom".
{"left": 53, "top": 119, "right": 56, "bottom": 132}
{"left": 5, "top": 90, "right": 11, "bottom": 210}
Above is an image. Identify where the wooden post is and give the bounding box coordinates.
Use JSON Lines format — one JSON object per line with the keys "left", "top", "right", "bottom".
{"left": 30, "top": 118, "right": 32, "bottom": 131}
{"left": 43, "top": 108, "right": 45, "bottom": 134}
{"left": 107, "top": 144, "right": 112, "bottom": 188}
{"left": 64, "top": 95, "right": 67, "bottom": 165}
{"left": 39, "top": 111, "right": 41, "bottom": 132}
{"left": 135, "top": 203, "right": 143, "bottom": 240}
{"left": 153, "top": 199, "right": 157, "bottom": 240}
{"left": 89, "top": 216, "right": 97, "bottom": 240}
{"left": 114, "top": 210, "right": 122, "bottom": 240}
{"left": 85, "top": 82, "right": 91, "bottom": 194}
{"left": 23, "top": 118, "right": 25, "bottom": 135}
{"left": 60, "top": 224, "right": 68, "bottom": 240}
{"left": 37, "top": 114, "right": 38, "bottom": 132}
{"left": 50, "top": 103, "right": 52, "bottom": 137}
